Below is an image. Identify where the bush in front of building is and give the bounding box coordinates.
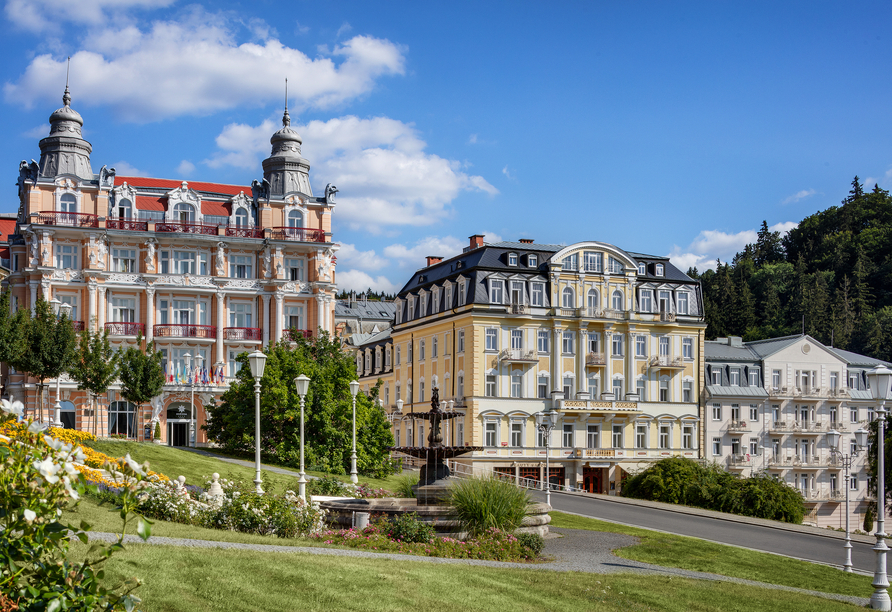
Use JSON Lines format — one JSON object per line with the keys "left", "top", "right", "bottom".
{"left": 622, "top": 457, "right": 805, "bottom": 524}
{"left": 448, "top": 475, "right": 531, "bottom": 537}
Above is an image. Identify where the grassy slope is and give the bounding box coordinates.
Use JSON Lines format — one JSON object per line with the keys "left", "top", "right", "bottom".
{"left": 550, "top": 511, "right": 869, "bottom": 598}
{"left": 83, "top": 543, "right": 858, "bottom": 612}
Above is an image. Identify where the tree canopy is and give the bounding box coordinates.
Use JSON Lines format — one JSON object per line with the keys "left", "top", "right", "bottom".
{"left": 118, "top": 334, "right": 166, "bottom": 425}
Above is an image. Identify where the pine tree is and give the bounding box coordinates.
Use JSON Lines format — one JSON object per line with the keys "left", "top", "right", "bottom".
{"left": 119, "top": 334, "right": 166, "bottom": 442}
{"left": 754, "top": 220, "right": 784, "bottom": 266}
{"left": 68, "top": 328, "right": 120, "bottom": 437}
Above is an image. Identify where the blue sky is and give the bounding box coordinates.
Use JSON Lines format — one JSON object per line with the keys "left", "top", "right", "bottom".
{"left": 3, "top": 1, "right": 892, "bottom": 293}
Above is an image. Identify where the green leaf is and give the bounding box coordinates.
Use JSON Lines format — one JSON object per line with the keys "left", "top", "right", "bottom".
{"left": 136, "top": 518, "right": 151, "bottom": 541}
{"left": 47, "top": 598, "right": 61, "bottom": 612}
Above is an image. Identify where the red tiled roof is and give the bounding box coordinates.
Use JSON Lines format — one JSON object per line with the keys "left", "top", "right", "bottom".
{"left": 202, "top": 201, "right": 229, "bottom": 216}
{"left": 135, "top": 196, "right": 166, "bottom": 211}
{"left": 114, "top": 176, "right": 250, "bottom": 197}
{"left": 0, "top": 219, "right": 17, "bottom": 242}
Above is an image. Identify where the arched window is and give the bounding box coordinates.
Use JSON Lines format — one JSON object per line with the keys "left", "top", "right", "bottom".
{"left": 108, "top": 401, "right": 135, "bottom": 437}
{"left": 562, "top": 287, "right": 575, "bottom": 309}
{"left": 612, "top": 290, "right": 624, "bottom": 311}
{"left": 174, "top": 202, "right": 195, "bottom": 223}
{"left": 117, "top": 198, "right": 132, "bottom": 219}
{"left": 235, "top": 208, "right": 248, "bottom": 227}
{"left": 587, "top": 288, "right": 599, "bottom": 310}
{"left": 288, "top": 210, "right": 304, "bottom": 228}
{"left": 60, "top": 193, "right": 76, "bottom": 213}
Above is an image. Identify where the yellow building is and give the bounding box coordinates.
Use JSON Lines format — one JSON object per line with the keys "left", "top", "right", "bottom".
{"left": 355, "top": 234, "right": 706, "bottom": 493}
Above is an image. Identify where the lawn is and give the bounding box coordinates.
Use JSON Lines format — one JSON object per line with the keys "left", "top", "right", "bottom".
{"left": 83, "top": 542, "right": 860, "bottom": 612}
{"left": 550, "top": 511, "right": 870, "bottom": 598}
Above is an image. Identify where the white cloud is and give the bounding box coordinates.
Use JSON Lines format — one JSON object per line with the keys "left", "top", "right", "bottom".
{"left": 22, "top": 124, "right": 48, "bottom": 138}
{"left": 781, "top": 188, "right": 816, "bottom": 205}
{"left": 336, "top": 243, "right": 389, "bottom": 272}
{"left": 468, "top": 134, "right": 478, "bottom": 144}
{"left": 383, "top": 235, "right": 467, "bottom": 269}
{"left": 5, "top": 0, "right": 174, "bottom": 33}
{"left": 502, "top": 165, "right": 514, "bottom": 180}
{"left": 336, "top": 22, "right": 353, "bottom": 38}
{"left": 176, "top": 160, "right": 195, "bottom": 176}
{"left": 207, "top": 115, "right": 498, "bottom": 231}
{"left": 294, "top": 21, "right": 310, "bottom": 35}
{"left": 770, "top": 221, "right": 797, "bottom": 235}
{"left": 5, "top": 11, "right": 406, "bottom": 122}
{"left": 667, "top": 222, "right": 799, "bottom": 271}
{"left": 336, "top": 269, "right": 399, "bottom": 294}
{"left": 110, "top": 160, "right": 148, "bottom": 176}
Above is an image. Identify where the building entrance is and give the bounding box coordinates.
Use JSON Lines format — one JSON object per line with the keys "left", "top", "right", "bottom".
{"left": 168, "top": 422, "right": 189, "bottom": 447}
{"left": 583, "top": 466, "right": 609, "bottom": 494}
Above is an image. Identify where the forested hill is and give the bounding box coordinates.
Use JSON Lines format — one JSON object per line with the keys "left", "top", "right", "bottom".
{"left": 691, "top": 177, "right": 892, "bottom": 362}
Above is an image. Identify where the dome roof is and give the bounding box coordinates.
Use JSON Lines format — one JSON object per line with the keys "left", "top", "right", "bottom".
{"left": 270, "top": 108, "right": 302, "bottom": 148}
{"left": 48, "top": 86, "right": 83, "bottom": 127}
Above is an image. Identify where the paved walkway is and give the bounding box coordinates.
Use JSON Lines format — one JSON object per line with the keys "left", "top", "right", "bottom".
{"left": 179, "top": 448, "right": 318, "bottom": 479}
{"left": 88, "top": 526, "right": 869, "bottom": 607}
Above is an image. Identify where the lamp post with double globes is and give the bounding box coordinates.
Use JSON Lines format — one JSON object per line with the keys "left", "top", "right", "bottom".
{"left": 868, "top": 364, "right": 892, "bottom": 611}
{"left": 50, "top": 300, "right": 71, "bottom": 428}
{"left": 534, "top": 409, "right": 558, "bottom": 507}
{"left": 827, "top": 426, "right": 870, "bottom": 572}
{"left": 349, "top": 380, "right": 360, "bottom": 484}
{"left": 294, "top": 374, "right": 311, "bottom": 501}
{"left": 247, "top": 350, "right": 267, "bottom": 495}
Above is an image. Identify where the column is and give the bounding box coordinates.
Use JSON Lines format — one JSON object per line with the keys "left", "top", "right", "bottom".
{"left": 604, "top": 331, "right": 613, "bottom": 395}
{"left": 261, "top": 294, "right": 271, "bottom": 347}
{"left": 550, "top": 324, "right": 560, "bottom": 395}
{"left": 145, "top": 287, "right": 155, "bottom": 343}
{"left": 577, "top": 328, "right": 587, "bottom": 396}
{"left": 98, "top": 286, "right": 107, "bottom": 330}
{"left": 275, "top": 291, "right": 284, "bottom": 343}
{"left": 87, "top": 280, "right": 97, "bottom": 331}
{"left": 216, "top": 292, "right": 225, "bottom": 366}
{"left": 626, "top": 331, "right": 635, "bottom": 398}
{"left": 315, "top": 295, "right": 324, "bottom": 336}
{"left": 29, "top": 281, "right": 38, "bottom": 314}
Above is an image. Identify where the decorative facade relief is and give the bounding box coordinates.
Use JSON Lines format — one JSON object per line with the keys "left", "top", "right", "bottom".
{"left": 215, "top": 242, "right": 226, "bottom": 277}
{"left": 164, "top": 182, "right": 203, "bottom": 224}
{"left": 106, "top": 273, "right": 146, "bottom": 285}
{"left": 145, "top": 239, "right": 156, "bottom": 272}
{"left": 224, "top": 279, "right": 262, "bottom": 290}
{"left": 228, "top": 192, "right": 254, "bottom": 228}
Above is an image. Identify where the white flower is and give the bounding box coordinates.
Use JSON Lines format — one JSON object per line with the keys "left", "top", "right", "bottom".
{"left": 43, "top": 435, "right": 63, "bottom": 451}
{"left": 23, "top": 509, "right": 36, "bottom": 523}
{"left": 123, "top": 454, "right": 146, "bottom": 477}
{"left": 0, "top": 399, "right": 24, "bottom": 418}
{"left": 33, "top": 457, "right": 60, "bottom": 484}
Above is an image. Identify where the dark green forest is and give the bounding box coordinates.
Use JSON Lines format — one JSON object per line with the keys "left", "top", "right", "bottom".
{"left": 693, "top": 177, "right": 892, "bottom": 362}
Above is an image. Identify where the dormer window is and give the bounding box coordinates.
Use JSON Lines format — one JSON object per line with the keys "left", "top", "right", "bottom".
{"left": 508, "top": 253, "right": 518, "bottom": 266}
{"left": 116, "top": 198, "right": 132, "bottom": 219}
{"left": 174, "top": 202, "right": 195, "bottom": 223}
{"left": 528, "top": 254, "right": 538, "bottom": 267}
{"left": 638, "top": 263, "right": 646, "bottom": 275}
{"left": 608, "top": 256, "right": 623, "bottom": 274}
{"left": 655, "top": 264, "right": 664, "bottom": 276}
{"left": 235, "top": 208, "right": 249, "bottom": 227}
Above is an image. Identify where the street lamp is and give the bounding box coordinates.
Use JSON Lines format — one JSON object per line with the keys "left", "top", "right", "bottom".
{"left": 294, "top": 374, "right": 311, "bottom": 500}
{"left": 247, "top": 350, "right": 267, "bottom": 495}
{"left": 51, "top": 300, "right": 71, "bottom": 428}
{"left": 868, "top": 364, "right": 892, "bottom": 610}
{"left": 827, "top": 426, "right": 870, "bottom": 572}
{"left": 534, "top": 409, "right": 558, "bottom": 507}
{"left": 349, "top": 380, "right": 360, "bottom": 484}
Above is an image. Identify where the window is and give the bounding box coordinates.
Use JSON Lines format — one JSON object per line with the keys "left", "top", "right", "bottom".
{"left": 116, "top": 198, "right": 132, "bottom": 219}
{"left": 538, "top": 375, "right": 549, "bottom": 399}
{"left": 507, "top": 253, "right": 518, "bottom": 266}
{"left": 587, "top": 289, "right": 599, "bottom": 312}
{"left": 456, "top": 422, "right": 464, "bottom": 446}
{"left": 682, "top": 425, "right": 693, "bottom": 449}
{"left": 731, "top": 404, "right": 740, "bottom": 421}
{"left": 408, "top": 343, "right": 413, "bottom": 362}
{"left": 611, "top": 334, "right": 623, "bottom": 356}
{"left": 174, "top": 202, "right": 195, "bottom": 223}
{"left": 228, "top": 350, "right": 244, "bottom": 379}
{"left": 431, "top": 336, "right": 438, "bottom": 358}
{"left": 561, "top": 287, "right": 575, "bottom": 308}
{"left": 420, "top": 380, "right": 425, "bottom": 402}
{"left": 583, "top": 251, "right": 602, "bottom": 272}
{"left": 285, "top": 258, "right": 304, "bottom": 281}
{"left": 108, "top": 401, "right": 135, "bottom": 437}
{"left": 636, "top": 425, "right": 648, "bottom": 448}
{"left": 284, "top": 306, "right": 303, "bottom": 331}
{"left": 395, "top": 346, "right": 401, "bottom": 366}
{"left": 731, "top": 438, "right": 740, "bottom": 455}
{"left": 420, "top": 293, "right": 428, "bottom": 316}
{"left": 640, "top": 289, "right": 653, "bottom": 312}
{"left": 712, "top": 437, "right": 721, "bottom": 456}
{"left": 772, "top": 405, "right": 780, "bottom": 422}
{"left": 587, "top": 375, "right": 599, "bottom": 397}
{"left": 385, "top": 348, "right": 391, "bottom": 368}
{"left": 772, "top": 370, "right": 782, "bottom": 389}
{"left": 511, "top": 329, "right": 523, "bottom": 350}
{"left": 830, "top": 372, "right": 839, "bottom": 391}
{"left": 749, "top": 405, "right": 759, "bottom": 421}
{"left": 229, "top": 255, "right": 253, "bottom": 279}
{"left": 55, "top": 245, "right": 78, "bottom": 269}
{"left": 677, "top": 292, "right": 689, "bottom": 315}
{"left": 851, "top": 407, "right": 859, "bottom": 423}
{"left": 485, "top": 329, "right": 498, "bottom": 351}
{"left": 458, "top": 330, "right": 465, "bottom": 353}
{"left": 444, "top": 285, "right": 453, "bottom": 309}
{"left": 682, "top": 338, "right": 693, "bottom": 359}
{"left": 230, "top": 302, "right": 253, "bottom": 327}
{"left": 636, "top": 379, "right": 646, "bottom": 401}
{"left": 490, "top": 280, "right": 504, "bottom": 304}
{"left": 59, "top": 295, "right": 78, "bottom": 320}
{"left": 511, "top": 422, "right": 523, "bottom": 446}
{"left": 234, "top": 208, "right": 248, "bottom": 227}
{"left": 510, "top": 372, "right": 522, "bottom": 398}
{"left": 485, "top": 375, "right": 497, "bottom": 397}
{"left": 659, "top": 379, "right": 669, "bottom": 402}
{"left": 635, "top": 336, "right": 647, "bottom": 358}
{"left": 419, "top": 340, "right": 425, "bottom": 361}
{"left": 563, "top": 376, "right": 574, "bottom": 398}
{"left": 562, "top": 331, "right": 574, "bottom": 354}
{"left": 485, "top": 422, "right": 497, "bottom": 447}
{"left": 637, "top": 263, "right": 646, "bottom": 275}
{"left": 611, "top": 290, "right": 623, "bottom": 310}
{"left": 659, "top": 425, "right": 670, "bottom": 449}
{"left": 730, "top": 369, "right": 740, "bottom": 386}
{"left": 850, "top": 475, "right": 858, "bottom": 491}
{"left": 587, "top": 425, "right": 599, "bottom": 448}
{"left": 612, "top": 378, "right": 623, "bottom": 398}
{"left": 608, "top": 256, "right": 623, "bottom": 274}
{"left": 683, "top": 381, "right": 692, "bottom": 403}
{"left": 655, "top": 264, "right": 664, "bottom": 276}
{"left": 749, "top": 369, "right": 760, "bottom": 386}
{"left": 458, "top": 281, "right": 467, "bottom": 307}
{"left": 750, "top": 438, "right": 759, "bottom": 455}
{"left": 710, "top": 368, "right": 722, "bottom": 385}
{"left": 561, "top": 253, "right": 578, "bottom": 271}
{"left": 110, "top": 297, "right": 135, "bottom": 322}
{"left": 395, "top": 383, "right": 401, "bottom": 402}
{"left": 537, "top": 330, "right": 549, "bottom": 353}
{"left": 659, "top": 337, "right": 670, "bottom": 357}
{"left": 712, "top": 404, "right": 722, "bottom": 421}
{"left": 560, "top": 423, "right": 572, "bottom": 448}
{"left": 612, "top": 425, "right": 623, "bottom": 448}
{"left": 288, "top": 210, "right": 304, "bottom": 227}
{"left": 112, "top": 249, "right": 136, "bottom": 273}
{"left": 531, "top": 283, "right": 544, "bottom": 306}
{"left": 431, "top": 288, "right": 440, "bottom": 314}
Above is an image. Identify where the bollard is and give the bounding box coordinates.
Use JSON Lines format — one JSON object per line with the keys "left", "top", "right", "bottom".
{"left": 353, "top": 512, "right": 370, "bottom": 530}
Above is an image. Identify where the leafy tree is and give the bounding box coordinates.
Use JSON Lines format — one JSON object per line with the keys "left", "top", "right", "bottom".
{"left": 68, "top": 327, "right": 120, "bottom": 437}
{"left": 9, "top": 296, "right": 77, "bottom": 422}
{"left": 0, "top": 289, "right": 26, "bottom": 394}
{"left": 119, "top": 333, "right": 166, "bottom": 442}
{"left": 865, "top": 417, "right": 892, "bottom": 504}
{"left": 205, "top": 332, "right": 396, "bottom": 477}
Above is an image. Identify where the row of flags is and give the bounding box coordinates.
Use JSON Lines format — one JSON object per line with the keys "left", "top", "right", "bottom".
{"left": 165, "top": 363, "right": 226, "bottom": 386}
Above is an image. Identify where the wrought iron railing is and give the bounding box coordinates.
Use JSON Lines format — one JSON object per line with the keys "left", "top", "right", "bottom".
{"left": 270, "top": 227, "right": 326, "bottom": 242}
{"left": 37, "top": 212, "right": 99, "bottom": 228}
{"left": 104, "top": 322, "right": 145, "bottom": 336}
{"left": 71, "top": 321, "right": 85, "bottom": 332}
{"left": 223, "top": 327, "right": 262, "bottom": 341}
{"left": 153, "top": 324, "right": 216, "bottom": 338}
{"left": 155, "top": 221, "right": 217, "bottom": 235}
{"left": 225, "top": 227, "right": 264, "bottom": 239}
{"left": 586, "top": 352, "right": 606, "bottom": 366}
{"left": 283, "top": 329, "right": 313, "bottom": 341}
{"left": 106, "top": 218, "right": 148, "bottom": 231}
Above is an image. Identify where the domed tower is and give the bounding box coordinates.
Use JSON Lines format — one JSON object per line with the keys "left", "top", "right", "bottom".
{"left": 261, "top": 105, "right": 312, "bottom": 198}
{"left": 37, "top": 85, "right": 93, "bottom": 181}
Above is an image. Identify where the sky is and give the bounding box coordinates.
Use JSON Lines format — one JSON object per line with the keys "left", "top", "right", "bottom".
{"left": 3, "top": 1, "right": 892, "bottom": 294}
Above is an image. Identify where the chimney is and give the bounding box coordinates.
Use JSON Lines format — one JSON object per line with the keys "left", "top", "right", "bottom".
{"left": 425, "top": 255, "right": 443, "bottom": 267}
{"left": 518, "top": 238, "right": 534, "bottom": 244}
{"left": 469, "top": 234, "right": 485, "bottom": 250}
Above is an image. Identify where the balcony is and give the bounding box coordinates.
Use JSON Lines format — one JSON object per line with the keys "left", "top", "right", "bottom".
{"left": 729, "top": 454, "right": 751, "bottom": 467}
{"left": 153, "top": 324, "right": 216, "bottom": 339}
{"left": 659, "top": 311, "right": 676, "bottom": 322}
{"left": 106, "top": 217, "right": 148, "bottom": 231}
{"left": 510, "top": 303, "right": 528, "bottom": 315}
{"left": 155, "top": 221, "right": 218, "bottom": 235}
{"left": 573, "top": 448, "right": 615, "bottom": 458}
{"left": 791, "top": 422, "right": 825, "bottom": 434}
{"left": 71, "top": 321, "right": 85, "bottom": 332}
{"left": 769, "top": 420, "right": 790, "bottom": 432}
{"left": 37, "top": 211, "right": 99, "bottom": 228}
{"left": 649, "top": 355, "right": 685, "bottom": 369}
{"left": 586, "top": 352, "right": 606, "bottom": 367}
{"left": 104, "top": 322, "right": 145, "bottom": 336}
{"left": 223, "top": 327, "right": 262, "bottom": 341}
{"left": 283, "top": 329, "right": 313, "bottom": 341}
{"left": 728, "top": 420, "right": 749, "bottom": 432}
{"left": 498, "top": 349, "right": 539, "bottom": 363}
{"left": 271, "top": 227, "right": 326, "bottom": 243}
{"left": 226, "top": 227, "right": 264, "bottom": 239}
{"left": 555, "top": 308, "right": 578, "bottom": 317}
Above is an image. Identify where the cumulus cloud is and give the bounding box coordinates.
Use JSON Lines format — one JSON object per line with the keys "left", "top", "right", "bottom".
{"left": 206, "top": 115, "right": 498, "bottom": 231}
{"left": 22, "top": 124, "right": 49, "bottom": 138}
{"left": 502, "top": 166, "right": 514, "bottom": 180}
{"left": 781, "top": 188, "right": 817, "bottom": 205}
{"left": 110, "top": 160, "right": 148, "bottom": 176}
{"left": 336, "top": 243, "right": 389, "bottom": 272}
{"left": 176, "top": 160, "right": 195, "bottom": 176}
{"left": 5, "top": 0, "right": 174, "bottom": 33}
{"left": 667, "top": 222, "right": 797, "bottom": 271}
{"left": 5, "top": 11, "right": 406, "bottom": 122}
{"left": 336, "top": 269, "right": 399, "bottom": 294}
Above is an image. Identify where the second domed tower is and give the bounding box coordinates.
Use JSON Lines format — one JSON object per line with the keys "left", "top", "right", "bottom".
{"left": 37, "top": 86, "right": 93, "bottom": 180}
{"left": 261, "top": 106, "right": 313, "bottom": 198}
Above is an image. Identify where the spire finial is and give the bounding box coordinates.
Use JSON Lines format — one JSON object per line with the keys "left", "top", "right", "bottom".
{"left": 62, "top": 56, "right": 71, "bottom": 107}
{"left": 282, "top": 78, "right": 290, "bottom": 127}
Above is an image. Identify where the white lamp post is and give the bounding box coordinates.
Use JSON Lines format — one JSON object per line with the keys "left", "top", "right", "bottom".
{"left": 349, "top": 380, "right": 360, "bottom": 484}
{"left": 51, "top": 300, "right": 71, "bottom": 428}
{"left": 827, "top": 426, "right": 870, "bottom": 572}
{"left": 534, "top": 409, "right": 558, "bottom": 507}
{"left": 183, "top": 352, "right": 196, "bottom": 447}
{"left": 247, "top": 350, "right": 267, "bottom": 494}
{"left": 869, "top": 365, "right": 892, "bottom": 610}
{"left": 294, "top": 374, "right": 311, "bottom": 500}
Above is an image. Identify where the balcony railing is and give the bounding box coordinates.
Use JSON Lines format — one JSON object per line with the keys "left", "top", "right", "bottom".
{"left": 498, "top": 349, "right": 539, "bottom": 362}
{"left": 71, "top": 321, "right": 85, "bottom": 332}
{"left": 660, "top": 311, "right": 677, "bottom": 322}
{"left": 510, "top": 303, "right": 528, "bottom": 315}
{"left": 106, "top": 218, "right": 148, "bottom": 231}
{"left": 104, "top": 322, "right": 145, "bottom": 336}
{"left": 155, "top": 221, "right": 218, "bottom": 235}
{"left": 153, "top": 324, "right": 216, "bottom": 338}
{"left": 586, "top": 352, "right": 606, "bottom": 366}
{"left": 37, "top": 211, "right": 99, "bottom": 228}
{"left": 728, "top": 420, "right": 749, "bottom": 432}
{"left": 649, "top": 355, "right": 684, "bottom": 368}
{"left": 271, "top": 227, "right": 326, "bottom": 242}
{"left": 283, "top": 329, "right": 313, "bottom": 341}
{"left": 223, "top": 327, "right": 262, "bottom": 341}
{"left": 225, "top": 227, "right": 264, "bottom": 239}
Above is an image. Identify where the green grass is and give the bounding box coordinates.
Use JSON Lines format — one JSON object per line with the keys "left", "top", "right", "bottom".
{"left": 78, "top": 542, "right": 860, "bottom": 611}
{"left": 550, "top": 511, "right": 870, "bottom": 598}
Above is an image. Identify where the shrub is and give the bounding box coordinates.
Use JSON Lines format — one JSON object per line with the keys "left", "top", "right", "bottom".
{"left": 865, "top": 506, "right": 875, "bottom": 532}
{"left": 154, "top": 421, "right": 161, "bottom": 440}
{"left": 448, "top": 475, "right": 531, "bottom": 538}
{"left": 515, "top": 532, "right": 545, "bottom": 556}
{"left": 382, "top": 512, "right": 435, "bottom": 543}
{"left": 306, "top": 475, "right": 353, "bottom": 497}
{"left": 393, "top": 474, "right": 419, "bottom": 498}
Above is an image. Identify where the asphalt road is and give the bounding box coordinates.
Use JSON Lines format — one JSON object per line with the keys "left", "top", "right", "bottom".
{"left": 534, "top": 490, "right": 878, "bottom": 572}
